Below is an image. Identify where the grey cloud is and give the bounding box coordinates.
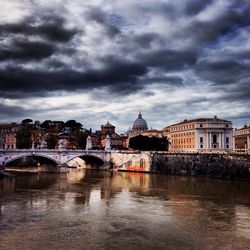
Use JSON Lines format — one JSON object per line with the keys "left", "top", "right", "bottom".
{"left": 85, "top": 7, "right": 121, "bottom": 37}
{"left": 137, "top": 49, "right": 197, "bottom": 71}
{"left": 141, "top": 75, "right": 184, "bottom": 86}
{"left": 0, "top": 104, "right": 28, "bottom": 118}
{"left": 0, "top": 15, "right": 78, "bottom": 43}
{"left": 184, "top": 0, "right": 214, "bottom": 15}
{"left": 195, "top": 60, "right": 250, "bottom": 84}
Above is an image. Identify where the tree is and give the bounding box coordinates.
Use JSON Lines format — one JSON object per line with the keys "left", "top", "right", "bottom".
{"left": 67, "top": 131, "right": 88, "bottom": 149}
{"left": 129, "top": 135, "right": 170, "bottom": 151}
{"left": 21, "top": 118, "right": 33, "bottom": 124}
{"left": 16, "top": 127, "right": 32, "bottom": 149}
{"left": 64, "top": 120, "right": 82, "bottom": 133}
{"left": 46, "top": 133, "right": 58, "bottom": 149}
{"left": 40, "top": 120, "right": 53, "bottom": 130}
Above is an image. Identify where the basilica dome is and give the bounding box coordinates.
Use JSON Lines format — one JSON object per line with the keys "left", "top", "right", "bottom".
{"left": 132, "top": 113, "right": 148, "bottom": 132}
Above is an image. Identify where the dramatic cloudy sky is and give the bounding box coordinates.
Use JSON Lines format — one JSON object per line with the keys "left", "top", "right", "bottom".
{"left": 0, "top": 0, "right": 249, "bottom": 132}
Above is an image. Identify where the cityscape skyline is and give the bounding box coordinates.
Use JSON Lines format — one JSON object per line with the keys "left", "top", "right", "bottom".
{"left": 0, "top": 1, "right": 249, "bottom": 132}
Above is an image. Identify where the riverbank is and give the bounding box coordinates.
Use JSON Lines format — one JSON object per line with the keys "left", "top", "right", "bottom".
{"left": 151, "top": 152, "right": 250, "bottom": 181}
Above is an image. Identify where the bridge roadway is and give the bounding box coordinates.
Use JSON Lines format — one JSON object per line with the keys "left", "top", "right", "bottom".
{"left": 0, "top": 149, "right": 153, "bottom": 172}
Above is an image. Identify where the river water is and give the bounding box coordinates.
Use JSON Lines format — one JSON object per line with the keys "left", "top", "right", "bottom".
{"left": 1, "top": 169, "right": 250, "bottom": 250}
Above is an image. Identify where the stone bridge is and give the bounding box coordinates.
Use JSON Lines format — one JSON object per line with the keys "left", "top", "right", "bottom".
{"left": 1, "top": 149, "right": 250, "bottom": 180}
{"left": 0, "top": 149, "right": 152, "bottom": 172}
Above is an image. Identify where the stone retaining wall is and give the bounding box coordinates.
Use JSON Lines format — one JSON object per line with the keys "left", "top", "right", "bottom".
{"left": 151, "top": 153, "right": 250, "bottom": 180}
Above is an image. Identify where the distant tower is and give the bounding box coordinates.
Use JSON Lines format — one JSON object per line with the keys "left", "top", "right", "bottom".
{"left": 101, "top": 121, "right": 115, "bottom": 139}
{"left": 86, "top": 135, "right": 92, "bottom": 150}
{"left": 105, "top": 134, "right": 111, "bottom": 150}
{"left": 132, "top": 112, "right": 148, "bottom": 133}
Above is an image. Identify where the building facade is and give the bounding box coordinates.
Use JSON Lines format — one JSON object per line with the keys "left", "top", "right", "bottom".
{"left": 100, "top": 122, "right": 123, "bottom": 149}
{"left": 162, "top": 116, "right": 233, "bottom": 152}
{"left": 31, "top": 128, "right": 47, "bottom": 149}
{"left": 233, "top": 125, "right": 250, "bottom": 152}
{"left": 0, "top": 124, "right": 20, "bottom": 149}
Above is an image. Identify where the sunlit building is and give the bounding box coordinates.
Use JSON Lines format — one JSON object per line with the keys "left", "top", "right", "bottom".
{"left": 140, "top": 129, "right": 163, "bottom": 138}
{"left": 233, "top": 125, "right": 250, "bottom": 152}
{"left": 162, "top": 116, "right": 233, "bottom": 152}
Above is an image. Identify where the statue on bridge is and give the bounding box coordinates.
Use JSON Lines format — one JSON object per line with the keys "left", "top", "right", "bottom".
{"left": 105, "top": 134, "right": 111, "bottom": 151}
{"left": 86, "top": 136, "right": 92, "bottom": 150}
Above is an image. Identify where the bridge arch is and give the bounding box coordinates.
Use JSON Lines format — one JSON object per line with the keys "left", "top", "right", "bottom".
{"left": 67, "top": 153, "right": 106, "bottom": 164}
{"left": 4, "top": 153, "right": 60, "bottom": 166}
{"left": 67, "top": 153, "right": 108, "bottom": 169}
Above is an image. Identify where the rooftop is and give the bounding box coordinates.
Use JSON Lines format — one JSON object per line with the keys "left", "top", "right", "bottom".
{"left": 235, "top": 124, "right": 250, "bottom": 131}
{"left": 163, "top": 116, "right": 231, "bottom": 130}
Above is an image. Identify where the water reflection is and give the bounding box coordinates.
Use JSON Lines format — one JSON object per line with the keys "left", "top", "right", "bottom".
{"left": 0, "top": 169, "right": 250, "bottom": 249}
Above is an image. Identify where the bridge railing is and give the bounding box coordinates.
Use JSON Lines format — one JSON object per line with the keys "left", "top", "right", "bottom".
{"left": 0, "top": 148, "right": 113, "bottom": 153}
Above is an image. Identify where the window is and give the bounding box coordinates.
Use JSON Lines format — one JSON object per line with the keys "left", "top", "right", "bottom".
{"left": 213, "top": 135, "right": 217, "bottom": 143}
{"left": 200, "top": 124, "right": 203, "bottom": 128}
{"left": 200, "top": 145, "right": 203, "bottom": 148}
{"left": 200, "top": 137, "right": 203, "bottom": 143}
{"left": 226, "top": 145, "right": 229, "bottom": 148}
{"left": 226, "top": 124, "right": 228, "bottom": 128}
{"left": 226, "top": 137, "right": 229, "bottom": 143}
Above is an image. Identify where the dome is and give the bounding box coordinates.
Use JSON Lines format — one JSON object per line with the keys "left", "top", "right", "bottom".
{"left": 132, "top": 113, "right": 148, "bottom": 132}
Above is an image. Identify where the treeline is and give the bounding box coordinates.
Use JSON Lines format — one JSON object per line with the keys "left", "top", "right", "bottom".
{"left": 16, "top": 118, "right": 88, "bottom": 149}
{"left": 21, "top": 119, "right": 83, "bottom": 133}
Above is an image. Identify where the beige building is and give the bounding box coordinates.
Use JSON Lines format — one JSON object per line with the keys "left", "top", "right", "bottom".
{"left": 139, "top": 129, "right": 163, "bottom": 138}
{"left": 233, "top": 125, "right": 250, "bottom": 152}
{"left": 162, "top": 116, "right": 233, "bottom": 152}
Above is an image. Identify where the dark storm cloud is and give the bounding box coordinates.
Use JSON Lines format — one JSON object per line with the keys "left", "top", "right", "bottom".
{"left": 169, "top": 1, "right": 250, "bottom": 48}
{"left": 0, "top": 0, "right": 248, "bottom": 97}
{"left": 193, "top": 11, "right": 249, "bottom": 45}
{"left": 0, "top": 39, "right": 55, "bottom": 61}
{"left": 184, "top": 0, "right": 214, "bottom": 15}
{"left": 141, "top": 76, "right": 184, "bottom": 86}
{"left": 0, "top": 58, "right": 147, "bottom": 98}
{"left": 0, "top": 15, "right": 78, "bottom": 42}
{"left": 0, "top": 13, "right": 78, "bottom": 63}
{"left": 195, "top": 60, "right": 250, "bottom": 84}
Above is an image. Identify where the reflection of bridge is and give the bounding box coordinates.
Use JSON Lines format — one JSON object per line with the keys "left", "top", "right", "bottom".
{"left": 0, "top": 149, "right": 152, "bottom": 172}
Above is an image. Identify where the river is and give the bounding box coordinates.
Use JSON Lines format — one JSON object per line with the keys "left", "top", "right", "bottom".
{"left": 0, "top": 169, "right": 250, "bottom": 249}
